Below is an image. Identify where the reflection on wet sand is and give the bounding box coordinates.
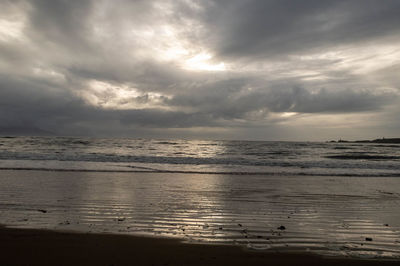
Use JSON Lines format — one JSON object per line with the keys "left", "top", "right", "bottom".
{"left": 0, "top": 170, "right": 399, "bottom": 259}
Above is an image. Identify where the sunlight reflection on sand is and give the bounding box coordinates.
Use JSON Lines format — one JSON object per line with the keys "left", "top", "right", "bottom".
{"left": 1, "top": 170, "right": 399, "bottom": 259}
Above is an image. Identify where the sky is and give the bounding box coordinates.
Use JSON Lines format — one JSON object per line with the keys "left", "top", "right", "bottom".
{"left": 1, "top": 0, "right": 400, "bottom": 141}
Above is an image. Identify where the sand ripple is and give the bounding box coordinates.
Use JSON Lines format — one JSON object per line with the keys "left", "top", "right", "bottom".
{"left": 1, "top": 170, "right": 399, "bottom": 259}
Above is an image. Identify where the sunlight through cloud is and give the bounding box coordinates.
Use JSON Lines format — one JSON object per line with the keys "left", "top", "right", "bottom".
{"left": 78, "top": 80, "right": 169, "bottom": 110}
{"left": 183, "top": 52, "right": 226, "bottom": 71}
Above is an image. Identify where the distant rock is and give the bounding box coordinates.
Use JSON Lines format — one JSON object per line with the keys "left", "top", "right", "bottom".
{"left": 277, "top": 225, "right": 286, "bottom": 230}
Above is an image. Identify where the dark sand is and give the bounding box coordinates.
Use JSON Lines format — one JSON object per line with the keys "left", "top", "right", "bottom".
{"left": 1, "top": 226, "right": 399, "bottom": 266}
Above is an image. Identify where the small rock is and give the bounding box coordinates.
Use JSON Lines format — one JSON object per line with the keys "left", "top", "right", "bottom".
{"left": 117, "top": 218, "right": 125, "bottom": 222}
{"left": 238, "top": 223, "right": 242, "bottom": 227}
{"left": 365, "top": 237, "right": 373, "bottom": 241}
{"left": 277, "top": 225, "right": 286, "bottom": 230}
{"left": 37, "top": 209, "right": 47, "bottom": 213}
{"left": 384, "top": 224, "right": 389, "bottom": 226}
{"left": 219, "top": 227, "right": 223, "bottom": 230}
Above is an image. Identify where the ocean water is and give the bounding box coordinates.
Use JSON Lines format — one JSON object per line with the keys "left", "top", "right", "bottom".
{"left": 0, "top": 136, "right": 399, "bottom": 176}
{"left": 1, "top": 136, "right": 400, "bottom": 259}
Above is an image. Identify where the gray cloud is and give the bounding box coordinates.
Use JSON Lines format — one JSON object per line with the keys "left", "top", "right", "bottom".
{"left": 202, "top": 0, "right": 400, "bottom": 60}
{"left": 0, "top": 0, "right": 399, "bottom": 139}
{"left": 168, "top": 81, "right": 396, "bottom": 117}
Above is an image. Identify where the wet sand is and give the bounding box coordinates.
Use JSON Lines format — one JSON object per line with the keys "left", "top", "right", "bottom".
{"left": 1, "top": 226, "right": 399, "bottom": 266}
{"left": 1, "top": 170, "right": 400, "bottom": 259}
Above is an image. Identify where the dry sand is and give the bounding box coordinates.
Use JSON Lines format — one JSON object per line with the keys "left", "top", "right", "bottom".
{"left": 1, "top": 226, "right": 399, "bottom": 266}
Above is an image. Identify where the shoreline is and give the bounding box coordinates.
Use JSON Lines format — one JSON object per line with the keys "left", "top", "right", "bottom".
{"left": 1, "top": 170, "right": 400, "bottom": 260}
{"left": 1, "top": 226, "right": 399, "bottom": 266}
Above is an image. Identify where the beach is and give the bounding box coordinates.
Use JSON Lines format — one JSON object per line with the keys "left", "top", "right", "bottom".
{"left": 2, "top": 0, "right": 400, "bottom": 263}
{"left": 1, "top": 226, "right": 399, "bottom": 266}
{"left": 3, "top": 0, "right": 400, "bottom": 264}
{"left": 1, "top": 169, "right": 400, "bottom": 264}
{"left": 1, "top": 138, "right": 400, "bottom": 264}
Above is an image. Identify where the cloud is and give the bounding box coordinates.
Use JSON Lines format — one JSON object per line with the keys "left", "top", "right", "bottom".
{"left": 202, "top": 0, "right": 400, "bottom": 60}
{"left": 167, "top": 80, "right": 397, "bottom": 118}
{"left": 0, "top": 0, "right": 399, "bottom": 139}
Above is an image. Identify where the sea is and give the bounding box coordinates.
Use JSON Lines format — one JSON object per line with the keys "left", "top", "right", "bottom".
{"left": 0, "top": 136, "right": 399, "bottom": 176}
{"left": 1, "top": 136, "right": 400, "bottom": 259}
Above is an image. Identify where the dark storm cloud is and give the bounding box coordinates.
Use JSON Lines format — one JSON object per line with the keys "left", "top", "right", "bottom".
{"left": 168, "top": 82, "right": 395, "bottom": 118}
{"left": 0, "top": 0, "right": 399, "bottom": 139}
{"left": 0, "top": 72, "right": 392, "bottom": 136}
{"left": 203, "top": 0, "right": 400, "bottom": 60}
{"left": 0, "top": 73, "right": 218, "bottom": 135}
